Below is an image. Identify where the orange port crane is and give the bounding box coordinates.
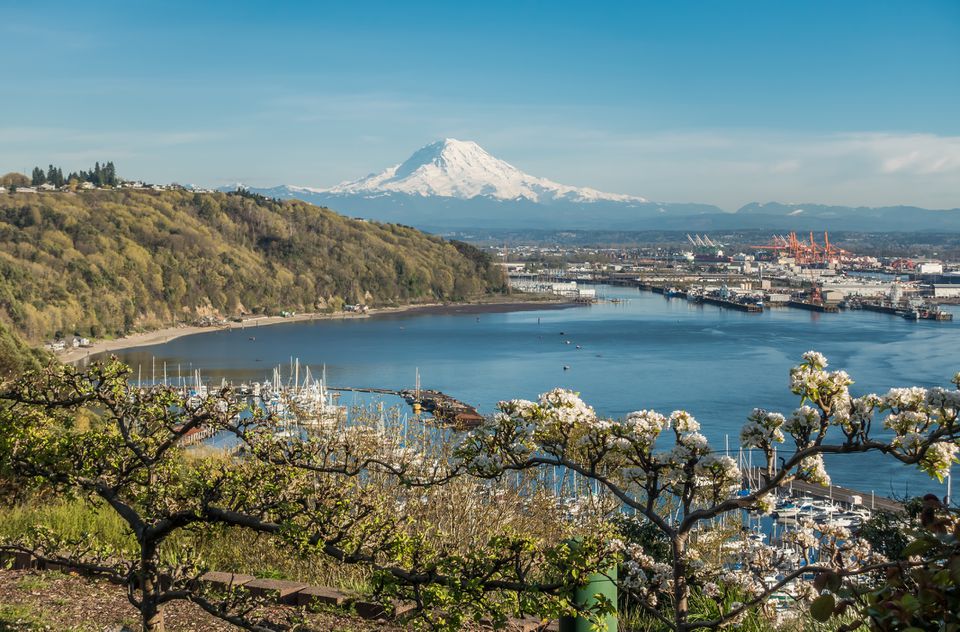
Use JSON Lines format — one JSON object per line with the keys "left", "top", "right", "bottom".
{"left": 750, "top": 231, "right": 851, "bottom": 265}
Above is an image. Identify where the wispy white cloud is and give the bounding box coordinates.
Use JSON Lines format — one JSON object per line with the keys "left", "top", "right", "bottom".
{"left": 478, "top": 127, "right": 960, "bottom": 209}
{"left": 0, "top": 127, "right": 226, "bottom": 147}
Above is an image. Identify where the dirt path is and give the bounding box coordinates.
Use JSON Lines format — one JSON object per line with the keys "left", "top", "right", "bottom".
{"left": 0, "top": 569, "right": 400, "bottom": 631}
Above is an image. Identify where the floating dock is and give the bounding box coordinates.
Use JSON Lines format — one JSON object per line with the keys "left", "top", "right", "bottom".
{"left": 787, "top": 299, "right": 840, "bottom": 313}
{"left": 400, "top": 389, "right": 484, "bottom": 428}
{"left": 326, "top": 385, "right": 484, "bottom": 429}
{"left": 856, "top": 301, "right": 901, "bottom": 315}
{"left": 702, "top": 296, "right": 763, "bottom": 313}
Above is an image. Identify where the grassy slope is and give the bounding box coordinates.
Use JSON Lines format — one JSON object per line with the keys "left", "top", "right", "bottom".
{"left": 0, "top": 190, "right": 506, "bottom": 343}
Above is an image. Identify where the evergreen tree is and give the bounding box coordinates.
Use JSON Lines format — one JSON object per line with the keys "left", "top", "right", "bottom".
{"left": 23, "top": 161, "right": 120, "bottom": 188}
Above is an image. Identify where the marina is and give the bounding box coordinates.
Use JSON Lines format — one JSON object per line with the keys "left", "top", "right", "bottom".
{"left": 166, "top": 364, "right": 910, "bottom": 520}
{"left": 155, "top": 364, "right": 481, "bottom": 431}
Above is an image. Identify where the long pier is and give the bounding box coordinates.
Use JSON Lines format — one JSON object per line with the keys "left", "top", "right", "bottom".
{"left": 790, "top": 478, "right": 903, "bottom": 513}
{"left": 327, "top": 386, "right": 400, "bottom": 396}
{"left": 744, "top": 467, "right": 904, "bottom": 514}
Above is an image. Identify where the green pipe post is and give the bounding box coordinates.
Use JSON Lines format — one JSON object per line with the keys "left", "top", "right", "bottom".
{"left": 559, "top": 553, "right": 618, "bottom": 632}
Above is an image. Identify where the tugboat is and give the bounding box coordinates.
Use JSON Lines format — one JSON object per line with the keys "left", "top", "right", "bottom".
{"left": 903, "top": 304, "right": 954, "bottom": 321}
{"left": 923, "top": 307, "right": 954, "bottom": 321}
{"left": 686, "top": 288, "right": 704, "bottom": 303}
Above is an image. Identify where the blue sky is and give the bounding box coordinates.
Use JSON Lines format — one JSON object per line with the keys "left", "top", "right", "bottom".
{"left": 2, "top": 0, "right": 958, "bottom": 209}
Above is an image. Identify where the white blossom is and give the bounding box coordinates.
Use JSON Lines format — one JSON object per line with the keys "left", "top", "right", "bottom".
{"left": 740, "top": 408, "right": 785, "bottom": 448}
{"left": 785, "top": 405, "right": 821, "bottom": 436}
{"left": 926, "top": 386, "right": 960, "bottom": 411}
{"left": 696, "top": 454, "right": 740, "bottom": 484}
{"left": 797, "top": 453, "right": 830, "bottom": 486}
{"left": 670, "top": 410, "right": 700, "bottom": 433}
{"left": 538, "top": 388, "right": 597, "bottom": 428}
{"left": 883, "top": 386, "right": 928, "bottom": 410}
{"left": 920, "top": 441, "right": 959, "bottom": 480}
{"left": 801, "top": 350, "right": 828, "bottom": 368}
{"left": 753, "top": 492, "right": 775, "bottom": 515}
{"left": 623, "top": 409, "right": 670, "bottom": 447}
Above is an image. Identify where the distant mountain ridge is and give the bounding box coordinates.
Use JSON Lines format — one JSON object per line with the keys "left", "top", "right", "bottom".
{"left": 221, "top": 140, "right": 960, "bottom": 232}
{"left": 731, "top": 202, "right": 960, "bottom": 232}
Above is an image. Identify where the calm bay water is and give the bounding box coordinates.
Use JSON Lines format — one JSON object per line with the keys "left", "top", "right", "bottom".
{"left": 99, "top": 285, "right": 960, "bottom": 499}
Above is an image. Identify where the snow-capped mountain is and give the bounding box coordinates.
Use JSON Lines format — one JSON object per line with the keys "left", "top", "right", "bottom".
{"left": 219, "top": 140, "right": 723, "bottom": 230}
{"left": 217, "top": 139, "right": 960, "bottom": 231}
{"left": 320, "top": 138, "right": 647, "bottom": 204}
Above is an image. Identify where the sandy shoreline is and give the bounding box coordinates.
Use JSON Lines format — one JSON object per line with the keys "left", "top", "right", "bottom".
{"left": 59, "top": 298, "right": 582, "bottom": 364}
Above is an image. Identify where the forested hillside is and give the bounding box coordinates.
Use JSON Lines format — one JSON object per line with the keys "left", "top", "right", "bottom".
{"left": 0, "top": 190, "right": 507, "bottom": 342}
{"left": 0, "top": 320, "right": 46, "bottom": 378}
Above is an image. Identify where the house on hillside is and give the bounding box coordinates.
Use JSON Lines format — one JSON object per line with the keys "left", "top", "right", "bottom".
{"left": 38, "top": 182, "right": 57, "bottom": 192}
{"left": 15, "top": 186, "right": 37, "bottom": 194}
{"left": 79, "top": 181, "right": 96, "bottom": 190}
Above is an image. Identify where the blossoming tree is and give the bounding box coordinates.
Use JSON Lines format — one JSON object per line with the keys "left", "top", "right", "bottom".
{"left": 0, "top": 360, "right": 405, "bottom": 632}
{"left": 457, "top": 352, "right": 960, "bottom": 630}
{"left": 0, "top": 360, "right": 612, "bottom": 632}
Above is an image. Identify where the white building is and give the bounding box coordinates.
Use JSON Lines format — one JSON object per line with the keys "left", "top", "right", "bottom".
{"left": 510, "top": 280, "right": 580, "bottom": 296}
{"left": 823, "top": 289, "right": 845, "bottom": 303}
{"left": 918, "top": 262, "right": 944, "bottom": 275}
{"left": 932, "top": 285, "right": 960, "bottom": 299}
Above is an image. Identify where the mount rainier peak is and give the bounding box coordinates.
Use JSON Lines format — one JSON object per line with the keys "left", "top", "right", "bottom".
{"left": 320, "top": 139, "right": 647, "bottom": 204}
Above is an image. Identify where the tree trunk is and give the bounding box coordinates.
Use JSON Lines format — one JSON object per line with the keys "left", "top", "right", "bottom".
{"left": 143, "top": 603, "right": 164, "bottom": 632}
{"left": 673, "top": 534, "right": 689, "bottom": 632}
{"left": 140, "top": 542, "right": 165, "bottom": 632}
